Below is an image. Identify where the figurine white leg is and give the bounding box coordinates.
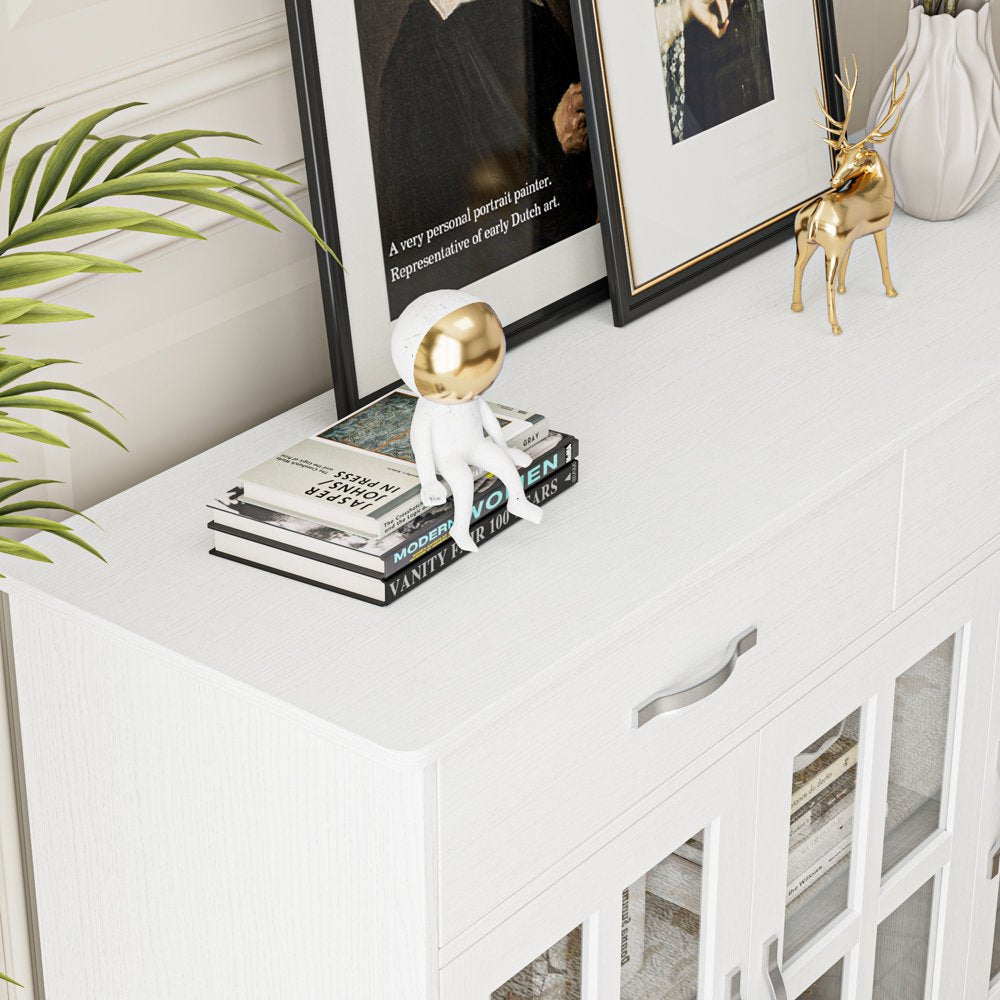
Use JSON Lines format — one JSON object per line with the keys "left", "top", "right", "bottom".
{"left": 470, "top": 440, "right": 544, "bottom": 525}
{"left": 437, "top": 457, "right": 479, "bottom": 553}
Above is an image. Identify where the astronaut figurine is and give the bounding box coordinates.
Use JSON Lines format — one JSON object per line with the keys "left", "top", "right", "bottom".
{"left": 391, "top": 290, "right": 544, "bottom": 553}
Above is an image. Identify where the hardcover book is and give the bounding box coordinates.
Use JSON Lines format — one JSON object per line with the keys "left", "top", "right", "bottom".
{"left": 211, "top": 462, "right": 578, "bottom": 606}
{"left": 787, "top": 794, "right": 855, "bottom": 881}
{"left": 789, "top": 768, "right": 856, "bottom": 843}
{"left": 789, "top": 735, "right": 859, "bottom": 813}
{"left": 239, "top": 389, "right": 548, "bottom": 539}
{"left": 212, "top": 432, "right": 576, "bottom": 577}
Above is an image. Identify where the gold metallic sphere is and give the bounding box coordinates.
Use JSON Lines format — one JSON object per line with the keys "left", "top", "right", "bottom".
{"left": 413, "top": 301, "right": 506, "bottom": 404}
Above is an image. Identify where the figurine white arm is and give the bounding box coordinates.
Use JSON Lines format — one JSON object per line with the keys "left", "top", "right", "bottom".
{"left": 478, "top": 397, "right": 530, "bottom": 467}
{"left": 411, "top": 399, "right": 447, "bottom": 506}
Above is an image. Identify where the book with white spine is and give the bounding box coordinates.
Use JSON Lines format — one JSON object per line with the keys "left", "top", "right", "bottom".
{"left": 790, "top": 736, "right": 859, "bottom": 813}
{"left": 239, "top": 389, "right": 547, "bottom": 539}
{"left": 788, "top": 793, "right": 855, "bottom": 880}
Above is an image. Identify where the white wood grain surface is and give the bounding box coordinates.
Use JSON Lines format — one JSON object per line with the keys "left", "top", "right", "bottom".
{"left": 897, "top": 387, "right": 1000, "bottom": 607}
{"left": 4, "top": 187, "right": 1000, "bottom": 764}
{"left": 440, "top": 740, "right": 759, "bottom": 1000}
{"left": 6, "top": 596, "right": 439, "bottom": 1000}
{"left": 437, "top": 459, "right": 900, "bottom": 943}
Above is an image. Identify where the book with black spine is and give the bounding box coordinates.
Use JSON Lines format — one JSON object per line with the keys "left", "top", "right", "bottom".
{"left": 211, "top": 432, "right": 577, "bottom": 577}
{"left": 238, "top": 388, "right": 548, "bottom": 539}
{"left": 211, "top": 462, "right": 578, "bottom": 605}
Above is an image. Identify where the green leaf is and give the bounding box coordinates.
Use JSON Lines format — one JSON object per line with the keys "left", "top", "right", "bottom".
{"left": 0, "top": 537, "right": 52, "bottom": 564}
{"left": 0, "top": 969, "right": 23, "bottom": 986}
{"left": 0, "top": 298, "right": 42, "bottom": 323}
{"left": 0, "top": 499, "right": 94, "bottom": 524}
{"left": 60, "top": 409, "right": 126, "bottom": 450}
{"left": 106, "top": 130, "right": 257, "bottom": 179}
{"left": 0, "top": 107, "right": 42, "bottom": 198}
{"left": 0, "top": 205, "right": 204, "bottom": 253}
{"left": 0, "top": 253, "right": 91, "bottom": 291}
{"left": 0, "top": 514, "right": 78, "bottom": 531}
{"left": 0, "top": 516, "right": 104, "bottom": 562}
{"left": 0, "top": 416, "right": 67, "bottom": 447}
{"left": 239, "top": 179, "right": 342, "bottom": 265}
{"left": 1, "top": 252, "right": 138, "bottom": 278}
{"left": 0, "top": 478, "right": 59, "bottom": 503}
{"left": 44, "top": 524, "right": 104, "bottom": 561}
{"left": 124, "top": 216, "right": 205, "bottom": 240}
{"left": 48, "top": 170, "right": 229, "bottom": 214}
{"left": 5, "top": 304, "right": 92, "bottom": 324}
{"left": 32, "top": 102, "right": 145, "bottom": 219}
{"left": 65, "top": 252, "right": 140, "bottom": 275}
{"left": 1, "top": 380, "right": 120, "bottom": 413}
{"left": 143, "top": 157, "right": 299, "bottom": 184}
{"left": 9, "top": 140, "right": 57, "bottom": 233}
{"left": 68, "top": 134, "right": 140, "bottom": 195}
{"left": 147, "top": 188, "right": 278, "bottom": 230}
{"left": 0, "top": 395, "right": 94, "bottom": 415}
{"left": 0, "top": 358, "right": 74, "bottom": 389}
{"left": 69, "top": 134, "right": 205, "bottom": 196}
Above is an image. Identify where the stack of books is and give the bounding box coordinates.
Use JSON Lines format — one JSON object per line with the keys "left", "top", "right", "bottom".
{"left": 639, "top": 730, "right": 859, "bottom": 914}
{"left": 208, "top": 389, "right": 579, "bottom": 605}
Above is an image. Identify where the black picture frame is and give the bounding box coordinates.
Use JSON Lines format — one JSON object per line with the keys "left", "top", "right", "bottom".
{"left": 283, "top": 0, "right": 610, "bottom": 416}
{"left": 569, "top": 0, "right": 843, "bottom": 326}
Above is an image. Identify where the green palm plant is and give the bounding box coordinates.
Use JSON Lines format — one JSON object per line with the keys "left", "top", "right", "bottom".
{"left": 0, "top": 103, "right": 337, "bottom": 573}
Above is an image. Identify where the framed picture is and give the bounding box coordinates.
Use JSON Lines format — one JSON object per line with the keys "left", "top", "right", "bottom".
{"left": 568, "top": 0, "right": 843, "bottom": 324}
{"left": 284, "top": 0, "right": 610, "bottom": 414}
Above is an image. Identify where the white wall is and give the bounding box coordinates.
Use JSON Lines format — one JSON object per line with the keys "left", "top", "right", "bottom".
{"left": 0, "top": 0, "right": 996, "bottom": 515}
{"left": 836, "top": 0, "right": 1000, "bottom": 128}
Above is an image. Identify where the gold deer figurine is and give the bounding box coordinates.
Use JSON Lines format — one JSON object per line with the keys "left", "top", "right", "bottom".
{"left": 792, "top": 58, "right": 909, "bottom": 335}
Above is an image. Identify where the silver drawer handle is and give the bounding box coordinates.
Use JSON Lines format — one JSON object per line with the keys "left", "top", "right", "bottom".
{"left": 633, "top": 626, "right": 758, "bottom": 729}
{"left": 726, "top": 968, "right": 743, "bottom": 1000}
{"left": 764, "top": 936, "right": 789, "bottom": 1000}
{"left": 990, "top": 842, "right": 1000, "bottom": 880}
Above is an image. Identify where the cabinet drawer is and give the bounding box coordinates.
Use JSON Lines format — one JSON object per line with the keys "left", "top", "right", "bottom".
{"left": 897, "top": 387, "right": 1000, "bottom": 605}
{"left": 437, "top": 460, "right": 901, "bottom": 945}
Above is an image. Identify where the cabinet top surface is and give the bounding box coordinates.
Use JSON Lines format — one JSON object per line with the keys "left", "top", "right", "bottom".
{"left": 6, "top": 188, "right": 1000, "bottom": 763}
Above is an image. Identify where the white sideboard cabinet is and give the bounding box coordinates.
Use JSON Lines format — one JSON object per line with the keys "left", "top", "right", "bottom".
{"left": 443, "top": 556, "right": 1000, "bottom": 1000}
{"left": 0, "top": 192, "right": 999, "bottom": 999}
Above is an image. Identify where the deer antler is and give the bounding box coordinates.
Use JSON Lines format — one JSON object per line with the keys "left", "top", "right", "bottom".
{"left": 865, "top": 65, "right": 910, "bottom": 144}
{"left": 812, "top": 55, "right": 859, "bottom": 149}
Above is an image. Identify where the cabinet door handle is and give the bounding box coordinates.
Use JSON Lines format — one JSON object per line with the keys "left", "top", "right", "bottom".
{"left": 633, "top": 626, "right": 757, "bottom": 729}
{"left": 726, "top": 967, "right": 744, "bottom": 1000}
{"left": 990, "top": 842, "right": 1000, "bottom": 880}
{"left": 764, "top": 936, "right": 789, "bottom": 1000}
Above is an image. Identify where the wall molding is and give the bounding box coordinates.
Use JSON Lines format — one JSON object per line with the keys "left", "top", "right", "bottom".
{"left": 1, "top": 10, "right": 312, "bottom": 302}
{"left": 32, "top": 158, "right": 310, "bottom": 301}
{"left": 1, "top": 12, "right": 292, "bottom": 164}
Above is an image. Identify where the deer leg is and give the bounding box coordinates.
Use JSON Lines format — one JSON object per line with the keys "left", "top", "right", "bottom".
{"left": 791, "top": 231, "right": 817, "bottom": 313}
{"left": 873, "top": 230, "right": 898, "bottom": 298}
{"left": 825, "top": 253, "right": 843, "bottom": 335}
{"left": 837, "top": 244, "right": 853, "bottom": 294}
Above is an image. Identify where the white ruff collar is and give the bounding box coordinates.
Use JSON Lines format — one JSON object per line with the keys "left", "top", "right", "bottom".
{"left": 429, "top": 0, "right": 542, "bottom": 19}
{"left": 429, "top": 0, "right": 475, "bottom": 17}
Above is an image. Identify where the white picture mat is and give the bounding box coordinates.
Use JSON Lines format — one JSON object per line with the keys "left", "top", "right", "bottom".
{"left": 594, "top": 0, "right": 832, "bottom": 289}
{"left": 309, "top": 0, "right": 607, "bottom": 402}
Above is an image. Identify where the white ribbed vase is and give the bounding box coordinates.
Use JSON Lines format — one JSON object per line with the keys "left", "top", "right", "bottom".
{"left": 867, "top": 0, "right": 1000, "bottom": 221}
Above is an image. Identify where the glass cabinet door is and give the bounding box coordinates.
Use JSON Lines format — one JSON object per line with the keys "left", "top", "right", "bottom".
{"left": 490, "top": 926, "right": 583, "bottom": 999}
{"left": 960, "top": 556, "right": 1000, "bottom": 1000}
{"left": 441, "top": 738, "right": 759, "bottom": 1000}
{"left": 881, "top": 638, "right": 956, "bottom": 877}
{"left": 752, "top": 561, "right": 998, "bottom": 1000}
{"left": 871, "top": 878, "right": 937, "bottom": 1000}
{"left": 620, "top": 832, "right": 705, "bottom": 999}
{"left": 783, "top": 708, "right": 862, "bottom": 957}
